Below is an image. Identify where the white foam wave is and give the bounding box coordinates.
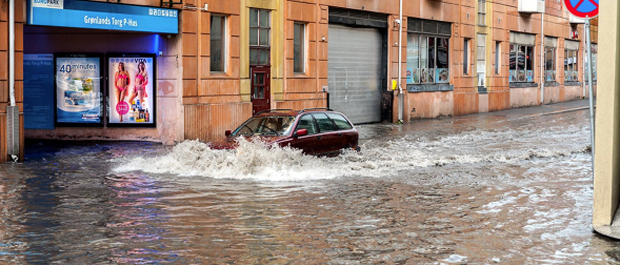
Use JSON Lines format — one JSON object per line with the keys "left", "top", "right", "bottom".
{"left": 113, "top": 125, "right": 590, "bottom": 182}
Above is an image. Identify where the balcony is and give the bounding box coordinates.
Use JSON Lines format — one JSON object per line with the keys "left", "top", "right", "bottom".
{"left": 518, "top": 0, "right": 545, "bottom": 13}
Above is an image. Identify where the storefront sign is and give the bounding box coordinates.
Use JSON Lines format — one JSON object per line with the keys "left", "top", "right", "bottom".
{"left": 55, "top": 54, "right": 103, "bottom": 126}
{"left": 32, "top": 0, "right": 63, "bottom": 9}
{"left": 28, "top": 0, "right": 178, "bottom": 34}
{"left": 24, "top": 54, "right": 55, "bottom": 130}
{"left": 107, "top": 54, "right": 156, "bottom": 127}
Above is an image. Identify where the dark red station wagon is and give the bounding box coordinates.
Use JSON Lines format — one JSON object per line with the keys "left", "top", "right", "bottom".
{"left": 210, "top": 108, "right": 360, "bottom": 156}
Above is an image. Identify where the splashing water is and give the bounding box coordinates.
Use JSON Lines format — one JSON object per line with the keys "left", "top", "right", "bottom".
{"left": 114, "top": 124, "right": 590, "bottom": 182}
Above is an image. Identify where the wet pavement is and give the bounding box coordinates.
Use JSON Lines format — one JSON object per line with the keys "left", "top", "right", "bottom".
{"left": 2, "top": 99, "right": 620, "bottom": 264}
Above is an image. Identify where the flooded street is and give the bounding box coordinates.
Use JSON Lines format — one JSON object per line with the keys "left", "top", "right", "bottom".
{"left": 2, "top": 102, "right": 620, "bottom": 264}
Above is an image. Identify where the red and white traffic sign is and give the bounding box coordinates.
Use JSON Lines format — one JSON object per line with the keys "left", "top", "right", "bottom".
{"left": 565, "top": 0, "right": 599, "bottom": 19}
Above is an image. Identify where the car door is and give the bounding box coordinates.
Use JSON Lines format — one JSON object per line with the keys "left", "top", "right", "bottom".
{"left": 288, "top": 114, "right": 319, "bottom": 155}
{"left": 312, "top": 112, "right": 343, "bottom": 155}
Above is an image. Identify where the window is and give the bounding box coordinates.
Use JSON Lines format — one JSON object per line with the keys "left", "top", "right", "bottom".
{"left": 293, "top": 22, "right": 305, "bottom": 73}
{"left": 564, "top": 40, "right": 579, "bottom": 82}
{"left": 509, "top": 32, "right": 536, "bottom": 83}
{"left": 464, "top": 39, "right": 470, "bottom": 75}
{"left": 509, "top": 44, "right": 535, "bottom": 82}
{"left": 250, "top": 9, "right": 271, "bottom": 66}
{"left": 327, "top": 113, "right": 353, "bottom": 130}
{"left": 296, "top": 114, "right": 317, "bottom": 134}
{"left": 478, "top": 0, "right": 486, "bottom": 26}
{"left": 210, "top": 14, "right": 226, "bottom": 72}
{"left": 477, "top": 34, "right": 486, "bottom": 86}
{"left": 495, "top": 41, "right": 501, "bottom": 75}
{"left": 312, "top": 113, "right": 336, "bottom": 132}
{"left": 544, "top": 37, "right": 558, "bottom": 82}
{"left": 406, "top": 19, "right": 451, "bottom": 85}
{"left": 545, "top": 47, "right": 556, "bottom": 82}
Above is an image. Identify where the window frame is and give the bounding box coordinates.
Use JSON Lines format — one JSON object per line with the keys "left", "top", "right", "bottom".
{"left": 293, "top": 22, "right": 306, "bottom": 74}
{"left": 210, "top": 14, "right": 227, "bottom": 73}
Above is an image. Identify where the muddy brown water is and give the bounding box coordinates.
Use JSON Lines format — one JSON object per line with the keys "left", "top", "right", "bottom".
{"left": 2, "top": 109, "right": 620, "bottom": 264}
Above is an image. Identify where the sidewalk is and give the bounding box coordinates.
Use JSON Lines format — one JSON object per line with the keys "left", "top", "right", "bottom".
{"left": 476, "top": 98, "right": 594, "bottom": 120}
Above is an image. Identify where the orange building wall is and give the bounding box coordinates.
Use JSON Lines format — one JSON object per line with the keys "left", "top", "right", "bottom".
{"left": 0, "top": 0, "right": 26, "bottom": 162}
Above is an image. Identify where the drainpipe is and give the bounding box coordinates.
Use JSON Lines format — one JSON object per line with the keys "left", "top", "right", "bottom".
{"left": 9, "top": 0, "right": 15, "bottom": 107}
{"left": 540, "top": 11, "right": 545, "bottom": 105}
{"left": 7, "top": 0, "right": 19, "bottom": 161}
{"left": 397, "top": 0, "right": 404, "bottom": 123}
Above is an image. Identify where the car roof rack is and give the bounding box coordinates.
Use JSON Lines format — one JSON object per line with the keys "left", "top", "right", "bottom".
{"left": 255, "top": 109, "right": 294, "bottom": 115}
{"left": 299, "top": 107, "right": 333, "bottom": 114}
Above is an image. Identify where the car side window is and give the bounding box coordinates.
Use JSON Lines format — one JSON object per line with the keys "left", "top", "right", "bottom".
{"left": 296, "top": 114, "right": 318, "bottom": 135}
{"left": 326, "top": 113, "right": 353, "bottom": 130}
{"left": 313, "top": 113, "right": 336, "bottom": 133}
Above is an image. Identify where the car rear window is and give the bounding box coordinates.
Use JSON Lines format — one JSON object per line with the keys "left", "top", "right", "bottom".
{"left": 297, "top": 114, "right": 318, "bottom": 134}
{"left": 313, "top": 113, "right": 337, "bottom": 132}
{"left": 326, "top": 113, "right": 353, "bottom": 130}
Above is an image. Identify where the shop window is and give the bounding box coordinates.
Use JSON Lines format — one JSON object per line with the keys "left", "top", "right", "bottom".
{"left": 406, "top": 18, "right": 451, "bottom": 85}
{"left": 293, "top": 22, "right": 305, "bottom": 73}
{"left": 463, "top": 38, "right": 470, "bottom": 75}
{"left": 478, "top": 0, "right": 486, "bottom": 26}
{"left": 406, "top": 35, "right": 450, "bottom": 84}
{"left": 509, "top": 44, "right": 535, "bottom": 82}
{"left": 495, "top": 41, "right": 501, "bottom": 75}
{"left": 210, "top": 14, "right": 226, "bottom": 72}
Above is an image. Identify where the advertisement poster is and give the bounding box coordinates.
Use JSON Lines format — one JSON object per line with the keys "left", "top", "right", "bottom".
{"left": 436, "top": 68, "right": 449, "bottom": 83}
{"left": 406, "top": 67, "right": 413, "bottom": 84}
{"left": 24, "top": 54, "right": 55, "bottom": 129}
{"left": 108, "top": 54, "right": 156, "bottom": 127}
{"left": 55, "top": 54, "right": 103, "bottom": 126}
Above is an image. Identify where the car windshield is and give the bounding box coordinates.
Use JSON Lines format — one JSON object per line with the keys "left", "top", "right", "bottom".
{"left": 232, "top": 115, "right": 296, "bottom": 136}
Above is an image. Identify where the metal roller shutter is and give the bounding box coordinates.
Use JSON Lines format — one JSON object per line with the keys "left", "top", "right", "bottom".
{"left": 328, "top": 24, "right": 382, "bottom": 124}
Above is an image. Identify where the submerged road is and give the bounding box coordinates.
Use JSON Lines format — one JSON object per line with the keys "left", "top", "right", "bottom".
{"left": 2, "top": 99, "right": 619, "bottom": 264}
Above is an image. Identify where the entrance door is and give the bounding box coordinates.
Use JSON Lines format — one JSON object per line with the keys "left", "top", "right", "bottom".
{"left": 251, "top": 66, "right": 270, "bottom": 114}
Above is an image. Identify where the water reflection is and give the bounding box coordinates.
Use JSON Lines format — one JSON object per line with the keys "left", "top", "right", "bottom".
{"left": 3, "top": 110, "right": 620, "bottom": 263}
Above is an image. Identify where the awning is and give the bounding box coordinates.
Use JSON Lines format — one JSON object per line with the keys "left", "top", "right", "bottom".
{"left": 27, "top": 0, "right": 178, "bottom": 34}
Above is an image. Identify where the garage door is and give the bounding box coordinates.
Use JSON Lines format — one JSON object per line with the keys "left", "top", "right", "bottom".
{"left": 328, "top": 24, "right": 382, "bottom": 124}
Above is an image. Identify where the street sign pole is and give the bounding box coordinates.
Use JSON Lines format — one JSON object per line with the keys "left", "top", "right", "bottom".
{"left": 586, "top": 18, "right": 596, "bottom": 160}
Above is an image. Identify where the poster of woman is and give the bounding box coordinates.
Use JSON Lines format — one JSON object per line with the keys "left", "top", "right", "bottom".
{"left": 108, "top": 54, "right": 156, "bottom": 127}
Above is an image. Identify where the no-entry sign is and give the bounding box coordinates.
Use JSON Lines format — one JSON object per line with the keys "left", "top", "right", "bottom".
{"left": 565, "top": 0, "right": 599, "bottom": 19}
